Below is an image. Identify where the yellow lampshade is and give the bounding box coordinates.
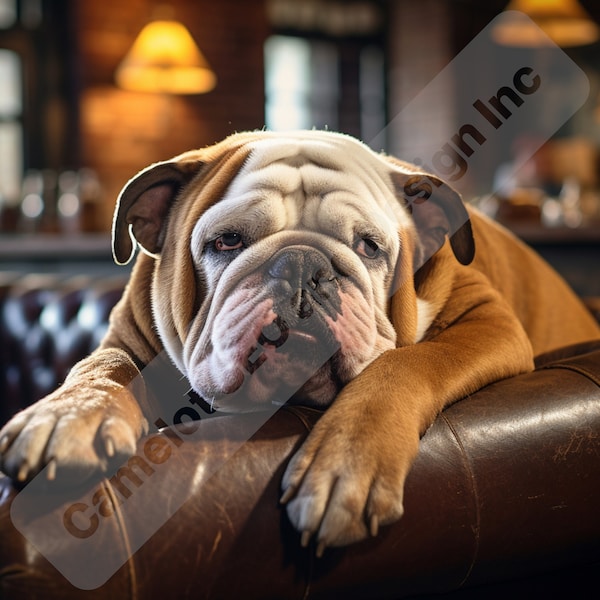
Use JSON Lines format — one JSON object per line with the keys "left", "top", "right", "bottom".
{"left": 493, "top": 0, "right": 600, "bottom": 47}
{"left": 116, "top": 20, "right": 216, "bottom": 94}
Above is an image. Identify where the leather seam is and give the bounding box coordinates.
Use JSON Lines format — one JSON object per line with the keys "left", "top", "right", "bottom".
{"left": 440, "top": 412, "right": 481, "bottom": 590}
{"left": 540, "top": 363, "right": 600, "bottom": 387}
{"left": 102, "top": 480, "right": 137, "bottom": 600}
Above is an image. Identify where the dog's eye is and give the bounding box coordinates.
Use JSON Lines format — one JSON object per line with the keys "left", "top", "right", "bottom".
{"left": 355, "top": 237, "right": 379, "bottom": 259}
{"left": 214, "top": 232, "right": 243, "bottom": 251}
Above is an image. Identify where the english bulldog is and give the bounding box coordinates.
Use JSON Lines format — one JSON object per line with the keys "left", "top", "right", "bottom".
{"left": 1, "top": 130, "right": 598, "bottom": 555}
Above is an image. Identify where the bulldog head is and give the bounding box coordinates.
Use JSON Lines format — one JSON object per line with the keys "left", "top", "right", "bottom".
{"left": 112, "top": 131, "right": 473, "bottom": 411}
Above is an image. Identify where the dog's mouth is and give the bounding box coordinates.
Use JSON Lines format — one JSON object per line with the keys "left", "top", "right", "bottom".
{"left": 189, "top": 258, "right": 366, "bottom": 411}
{"left": 240, "top": 249, "right": 344, "bottom": 378}
{"left": 246, "top": 314, "right": 339, "bottom": 375}
{"left": 215, "top": 309, "right": 341, "bottom": 409}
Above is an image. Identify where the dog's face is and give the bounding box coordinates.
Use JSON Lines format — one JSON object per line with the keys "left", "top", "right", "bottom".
{"left": 183, "top": 140, "right": 407, "bottom": 410}
{"left": 112, "top": 131, "right": 473, "bottom": 412}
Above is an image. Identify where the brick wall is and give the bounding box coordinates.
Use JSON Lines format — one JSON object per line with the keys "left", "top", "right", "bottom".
{"left": 75, "top": 0, "right": 269, "bottom": 229}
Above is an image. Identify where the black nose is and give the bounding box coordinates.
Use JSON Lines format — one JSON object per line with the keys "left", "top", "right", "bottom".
{"left": 267, "top": 248, "right": 334, "bottom": 290}
{"left": 267, "top": 248, "right": 339, "bottom": 319}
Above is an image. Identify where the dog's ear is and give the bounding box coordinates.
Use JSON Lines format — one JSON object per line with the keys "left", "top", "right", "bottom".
{"left": 389, "top": 166, "right": 475, "bottom": 270}
{"left": 112, "top": 156, "right": 204, "bottom": 265}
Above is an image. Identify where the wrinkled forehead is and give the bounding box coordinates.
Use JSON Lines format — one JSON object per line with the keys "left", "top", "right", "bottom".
{"left": 202, "top": 133, "right": 410, "bottom": 233}
{"left": 240, "top": 132, "right": 394, "bottom": 196}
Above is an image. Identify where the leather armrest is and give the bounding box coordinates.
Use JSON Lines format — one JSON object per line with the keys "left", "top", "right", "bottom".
{"left": 1, "top": 343, "right": 599, "bottom": 599}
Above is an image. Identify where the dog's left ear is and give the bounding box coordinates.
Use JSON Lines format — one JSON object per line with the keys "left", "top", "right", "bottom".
{"left": 112, "top": 155, "right": 204, "bottom": 265}
{"left": 389, "top": 167, "right": 475, "bottom": 270}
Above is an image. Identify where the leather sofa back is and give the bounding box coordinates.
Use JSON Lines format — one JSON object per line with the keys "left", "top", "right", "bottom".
{"left": 0, "top": 273, "right": 127, "bottom": 425}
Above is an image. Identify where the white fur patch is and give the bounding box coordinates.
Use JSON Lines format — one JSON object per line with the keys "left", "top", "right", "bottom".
{"left": 415, "top": 298, "right": 436, "bottom": 343}
{"left": 227, "top": 131, "right": 414, "bottom": 234}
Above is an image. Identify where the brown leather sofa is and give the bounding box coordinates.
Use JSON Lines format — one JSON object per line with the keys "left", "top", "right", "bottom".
{"left": 0, "top": 273, "right": 599, "bottom": 599}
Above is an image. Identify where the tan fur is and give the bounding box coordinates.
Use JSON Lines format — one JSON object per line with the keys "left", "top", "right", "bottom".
{"left": 1, "top": 131, "right": 598, "bottom": 553}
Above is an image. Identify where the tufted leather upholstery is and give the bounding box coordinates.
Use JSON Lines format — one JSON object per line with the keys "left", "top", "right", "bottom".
{"left": 0, "top": 274, "right": 599, "bottom": 599}
{"left": 0, "top": 273, "right": 128, "bottom": 426}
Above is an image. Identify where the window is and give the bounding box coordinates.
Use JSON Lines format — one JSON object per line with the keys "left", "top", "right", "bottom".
{"left": 0, "top": 47, "right": 23, "bottom": 206}
{"left": 264, "top": 0, "right": 387, "bottom": 147}
{"left": 0, "top": 0, "right": 77, "bottom": 221}
{"left": 0, "top": 0, "right": 16, "bottom": 28}
{"left": 265, "top": 35, "right": 339, "bottom": 131}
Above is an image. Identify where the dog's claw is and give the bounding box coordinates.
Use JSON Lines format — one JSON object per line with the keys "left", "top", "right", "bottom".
{"left": 370, "top": 514, "right": 379, "bottom": 537}
{"left": 104, "top": 436, "right": 115, "bottom": 458}
{"left": 316, "top": 540, "right": 327, "bottom": 558}
{"left": 17, "top": 462, "right": 29, "bottom": 482}
{"left": 301, "top": 530, "right": 312, "bottom": 548}
{"left": 46, "top": 458, "right": 57, "bottom": 481}
{"left": 280, "top": 485, "right": 296, "bottom": 505}
{"left": 0, "top": 435, "right": 8, "bottom": 454}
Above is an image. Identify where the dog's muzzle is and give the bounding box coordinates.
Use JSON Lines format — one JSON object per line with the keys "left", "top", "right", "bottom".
{"left": 185, "top": 241, "right": 379, "bottom": 410}
{"left": 245, "top": 247, "right": 344, "bottom": 378}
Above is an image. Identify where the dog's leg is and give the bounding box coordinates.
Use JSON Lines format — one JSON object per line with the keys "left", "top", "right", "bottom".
{"left": 281, "top": 268, "right": 534, "bottom": 554}
{"left": 0, "top": 348, "right": 148, "bottom": 483}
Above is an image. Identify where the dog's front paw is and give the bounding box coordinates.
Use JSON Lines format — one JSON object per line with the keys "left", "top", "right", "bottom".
{"left": 0, "top": 382, "right": 148, "bottom": 484}
{"left": 280, "top": 406, "right": 418, "bottom": 556}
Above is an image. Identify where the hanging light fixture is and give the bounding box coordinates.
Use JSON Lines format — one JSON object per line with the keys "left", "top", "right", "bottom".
{"left": 493, "top": 0, "right": 600, "bottom": 47}
{"left": 116, "top": 15, "right": 216, "bottom": 94}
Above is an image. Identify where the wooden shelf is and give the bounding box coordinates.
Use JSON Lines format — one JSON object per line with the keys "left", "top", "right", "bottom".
{"left": 504, "top": 223, "right": 600, "bottom": 245}
{"left": 0, "top": 233, "right": 113, "bottom": 262}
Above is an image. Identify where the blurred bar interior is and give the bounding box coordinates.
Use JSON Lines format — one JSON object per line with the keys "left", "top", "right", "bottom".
{"left": 1, "top": 0, "right": 599, "bottom": 292}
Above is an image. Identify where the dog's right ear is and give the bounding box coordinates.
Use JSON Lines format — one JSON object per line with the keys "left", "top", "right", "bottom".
{"left": 112, "top": 156, "right": 204, "bottom": 265}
